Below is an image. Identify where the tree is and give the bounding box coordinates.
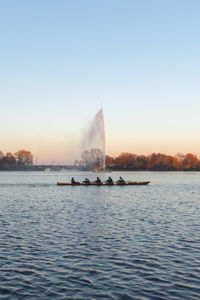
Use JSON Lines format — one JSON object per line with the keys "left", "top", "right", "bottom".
{"left": 0, "top": 151, "right": 4, "bottom": 168}
{"left": 77, "top": 151, "right": 200, "bottom": 171}
{"left": 81, "top": 150, "right": 90, "bottom": 167}
{"left": 106, "top": 155, "right": 115, "bottom": 167}
{"left": 115, "top": 153, "right": 136, "bottom": 169}
{"left": 0, "top": 151, "right": 4, "bottom": 160}
{"left": 90, "top": 148, "right": 103, "bottom": 170}
{"left": 134, "top": 155, "right": 148, "bottom": 170}
{"left": 14, "top": 150, "right": 33, "bottom": 166}
{"left": 5, "top": 152, "right": 16, "bottom": 166}
{"left": 182, "top": 153, "right": 199, "bottom": 170}
{"left": 81, "top": 148, "right": 104, "bottom": 170}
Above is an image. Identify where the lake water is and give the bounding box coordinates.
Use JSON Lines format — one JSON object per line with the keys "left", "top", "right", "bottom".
{"left": 0, "top": 171, "right": 200, "bottom": 299}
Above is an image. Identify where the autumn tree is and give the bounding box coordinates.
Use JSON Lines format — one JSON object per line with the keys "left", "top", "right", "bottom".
{"left": 114, "top": 152, "right": 137, "bottom": 169}
{"left": 14, "top": 150, "right": 33, "bottom": 166}
{"left": 78, "top": 151, "right": 200, "bottom": 171}
{"left": 182, "top": 153, "right": 199, "bottom": 170}
{"left": 105, "top": 155, "right": 115, "bottom": 167}
{"left": 134, "top": 155, "right": 148, "bottom": 170}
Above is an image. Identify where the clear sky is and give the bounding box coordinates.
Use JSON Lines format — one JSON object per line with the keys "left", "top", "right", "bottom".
{"left": 1, "top": 0, "right": 200, "bottom": 164}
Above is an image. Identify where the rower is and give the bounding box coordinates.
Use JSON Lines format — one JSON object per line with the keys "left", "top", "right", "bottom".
{"left": 95, "top": 176, "right": 101, "bottom": 184}
{"left": 117, "top": 176, "right": 125, "bottom": 183}
{"left": 105, "top": 176, "right": 113, "bottom": 183}
{"left": 83, "top": 178, "right": 90, "bottom": 184}
{"left": 71, "top": 177, "right": 80, "bottom": 184}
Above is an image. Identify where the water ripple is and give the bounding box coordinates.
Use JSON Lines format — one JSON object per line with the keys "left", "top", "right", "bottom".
{"left": 0, "top": 171, "right": 200, "bottom": 299}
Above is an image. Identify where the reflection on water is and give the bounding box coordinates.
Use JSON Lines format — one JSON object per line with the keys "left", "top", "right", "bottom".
{"left": 0, "top": 171, "right": 200, "bottom": 299}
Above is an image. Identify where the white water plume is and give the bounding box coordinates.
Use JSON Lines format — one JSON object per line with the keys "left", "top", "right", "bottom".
{"left": 81, "top": 109, "right": 105, "bottom": 171}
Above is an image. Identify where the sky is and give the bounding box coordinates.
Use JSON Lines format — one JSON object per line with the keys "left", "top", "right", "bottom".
{"left": 0, "top": 0, "right": 200, "bottom": 164}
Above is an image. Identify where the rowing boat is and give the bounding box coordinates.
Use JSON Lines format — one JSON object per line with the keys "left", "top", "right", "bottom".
{"left": 57, "top": 181, "right": 150, "bottom": 186}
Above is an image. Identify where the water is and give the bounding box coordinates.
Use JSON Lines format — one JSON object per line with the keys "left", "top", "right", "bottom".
{"left": 0, "top": 171, "right": 200, "bottom": 299}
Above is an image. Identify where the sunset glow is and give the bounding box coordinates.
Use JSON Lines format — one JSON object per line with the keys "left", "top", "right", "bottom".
{"left": 1, "top": 0, "right": 200, "bottom": 163}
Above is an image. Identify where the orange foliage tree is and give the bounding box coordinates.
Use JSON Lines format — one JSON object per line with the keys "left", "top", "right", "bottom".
{"left": 105, "top": 152, "right": 200, "bottom": 171}
{"left": 14, "top": 150, "right": 33, "bottom": 166}
{"left": 105, "top": 155, "right": 115, "bottom": 167}
{"left": 182, "top": 153, "right": 199, "bottom": 170}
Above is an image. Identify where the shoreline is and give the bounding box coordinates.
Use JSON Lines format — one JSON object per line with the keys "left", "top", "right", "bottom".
{"left": 1, "top": 169, "right": 200, "bottom": 172}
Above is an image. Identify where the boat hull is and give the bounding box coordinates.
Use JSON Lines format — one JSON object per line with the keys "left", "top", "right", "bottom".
{"left": 57, "top": 181, "right": 150, "bottom": 186}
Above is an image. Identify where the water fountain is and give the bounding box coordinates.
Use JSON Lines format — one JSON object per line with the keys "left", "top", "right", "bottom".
{"left": 81, "top": 109, "right": 105, "bottom": 171}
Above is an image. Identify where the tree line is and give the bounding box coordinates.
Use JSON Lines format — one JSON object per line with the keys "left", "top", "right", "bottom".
{"left": 105, "top": 152, "right": 200, "bottom": 171}
{"left": 0, "top": 150, "right": 33, "bottom": 170}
